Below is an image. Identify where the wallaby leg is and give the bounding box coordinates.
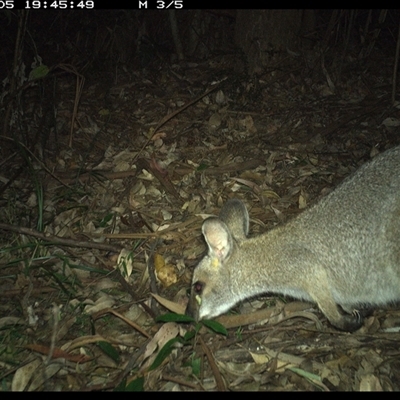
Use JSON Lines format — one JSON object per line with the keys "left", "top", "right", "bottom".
{"left": 306, "top": 269, "right": 364, "bottom": 331}
{"left": 311, "top": 292, "right": 364, "bottom": 331}
{"left": 340, "top": 304, "right": 374, "bottom": 318}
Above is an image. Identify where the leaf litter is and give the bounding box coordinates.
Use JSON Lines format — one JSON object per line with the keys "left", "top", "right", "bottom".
{"left": 1, "top": 54, "right": 400, "bottom": 392}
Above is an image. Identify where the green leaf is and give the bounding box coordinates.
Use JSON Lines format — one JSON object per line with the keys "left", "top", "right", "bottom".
{"left": 29, "top": 65, "right": 49, "bottom": 80}
{"left": 288, "top": 367, "right": 322, "bottom": 382}
{"left": 201, "top": 320, "right": 228, "bottom": 335}
{"left": 124, "top": 376, "right": 144, "bottom": 391}
{"left": 149, "top": 337, "right": 181, "bottom": 371}
{"left": 68, "top": 263, "right": 108, "bottom": 274}
{"left": 97, "top": 341, "right": 120, "bottom": 363}
{"left": 155, "top": 313, "right": 195, "bottom": 323}
{"left": 99, "top": 108, "right": 110, "bottom": 116}
{"left": 114, "top": 378, "right": 127, "bottom": 391}
{"left": 183, "top": 329, "right": 197, "bottom": 342}
{"left": 190, "top": 357, "right": 202, "bottom": 377}
{"left": 98, "top": 213, "right": 114, "bottom": 227}
{"left": 196, "top": 163, "right": 209, "bottom": 171}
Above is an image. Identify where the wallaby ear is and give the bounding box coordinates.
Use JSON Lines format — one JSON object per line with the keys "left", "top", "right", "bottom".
{"left": 202, "top": 217, "right": 233, "bottom": 261}
{"left": 219, "top": 199, "right": 249, "bottom": 240}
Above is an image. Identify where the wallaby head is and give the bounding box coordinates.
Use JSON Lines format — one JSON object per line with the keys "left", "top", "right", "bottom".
{"left": 186, "top": 199, "right": 250, "bottom": 321}
{"left": 186, "top": 146, "right": 400, "bottom": 332}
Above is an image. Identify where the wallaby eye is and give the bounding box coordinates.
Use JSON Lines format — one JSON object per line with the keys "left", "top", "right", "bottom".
{"left": 193, "top": 281, "right": 204, "bottom": 294}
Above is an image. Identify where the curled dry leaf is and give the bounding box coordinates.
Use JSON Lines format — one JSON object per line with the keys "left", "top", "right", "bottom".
{"left": 84, "top": 293, "right": 116, "bottom": 314}
{"left": 208, "top": 112, "right": 222, "bottom": 129}
{"left": 11, "top": 359, "right": 42, "bottom": 392}
{"left": 0, "top": 316, "right": 25, "bottom": 329}
{"left": 154, "top": 253, "right": 177, "bottom": 287}
{"left": 359, "top": 374, "right": 384, "bottom": 391}
{"left": 140, "top": 322, "right": 183, "bottom": 371}
{"left": 151, "top": 131, "right": 167, "bottom": 141}
{"left": 151, "top": 293, "right": 185, "bottom": 315}
{"left": 116, "top": 248, "right": 134, "bottom": 281}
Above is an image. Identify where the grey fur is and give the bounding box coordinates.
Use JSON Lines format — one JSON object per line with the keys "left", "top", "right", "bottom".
{"left": 186, "top": 146, "right": 400, "bottom": 331}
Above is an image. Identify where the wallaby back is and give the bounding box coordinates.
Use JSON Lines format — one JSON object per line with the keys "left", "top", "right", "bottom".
{"left": 186, "top": 146, "right": 400, "bottom": 331}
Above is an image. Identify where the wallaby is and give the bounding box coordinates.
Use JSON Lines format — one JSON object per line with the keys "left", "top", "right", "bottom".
{"left": 186, "top": 145, "right": 400, "bottom": 331}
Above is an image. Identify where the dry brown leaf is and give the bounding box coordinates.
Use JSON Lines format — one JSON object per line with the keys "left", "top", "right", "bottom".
{"left": 116, "top": 248, "right": 134, "bottom": 281}
{"left": 359, "top": 374, "right": 383, "bottom": 391}
{"left": 24, "top": 344, "right": 92, "bottom": 363}
{"left": 151, "top": 293, "right": 185, "bottom": 315}
{"left": 11, "top": 359, "right": 42, "bottom": 392}
{"left": 139, "top": 322, "right": 182, "bottom": 371}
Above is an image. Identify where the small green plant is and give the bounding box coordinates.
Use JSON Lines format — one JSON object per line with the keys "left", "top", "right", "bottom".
{"left": 235, "top": 326, "right": 243, "bottom": 340}
{"left": 149, "top": 313, "right": 228, "bottom": 378}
